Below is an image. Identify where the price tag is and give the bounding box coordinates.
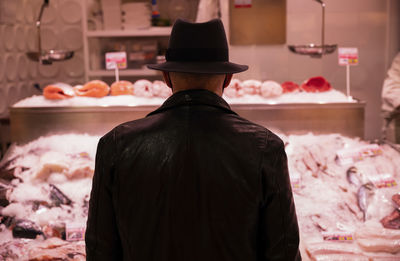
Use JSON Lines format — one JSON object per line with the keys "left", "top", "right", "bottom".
{"left": 289, "top": 172, "right": 301, "bottom": 191}
{"left": 336, "top": 144, "right": 382, "bottom": 166}
{"left": 322, "top": 231, "right": 353, "bottom": 242}
{"left": 65, "top": 222, "right": 86, "bottom": 241}
{"left": 234, "top": 0, "right": 252, "bottom": 8}
{"left": 338, "top": 48, "right": 358, "bottom": 66}
{"left": 369, "top": 174, "right": 397, "bottom": 188}
{"left": 105, "top": 52, "right": 127, "bottom": 70}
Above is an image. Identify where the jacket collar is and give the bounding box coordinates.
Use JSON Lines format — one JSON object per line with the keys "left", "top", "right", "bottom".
{"left": 147, "top": 89, "right": 237, "bottom": 116}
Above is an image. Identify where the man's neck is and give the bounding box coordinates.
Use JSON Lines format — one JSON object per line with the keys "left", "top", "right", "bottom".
{"left": 172, "top": 85, "right": 223, "bottom": 96}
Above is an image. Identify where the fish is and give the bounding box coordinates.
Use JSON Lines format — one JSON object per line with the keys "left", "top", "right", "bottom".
{"left": 346, "top": 166, "right": 361, "bottom": 187}
{"left": 12, "top": 219, "right": 43, "bottom": 239}
{"left": 28, "top": 238, "right": 86, "bottom": 260}
{"left": 0, "top": 182, "right": 10, "bottom": 207}
{"left": 355, "top": 220, "right": 400, "bottom": 254}
{"left": 310, "top": 214, "right": 328, "bottom": 231}
{"left": 43, "top": 83, "right": 75, "bottom": 100}
{"left": 31, "top": 200, "right": 51, "bottom": 211}
{"left": 357, "top": 182, "right": 375, "bottom": 222}
{"left": 0, "top": 160, "right": 17, "bottom": 181}
{"left": 0, "top": 240, "right": 27, "bottom": 260}
{"left": 305, "top": 241, "right": 365, "bottom": 259}
{"left": 380, "top": 210, "right": 400, "bottom": 229}
{"left": 0, "top": 215, "right": 14, "bottom": 228}
{"left": 74, "top": 80, "right": 110, "bottom": 97}
{"left": 49, "top": 184, "right": 72, "bottom": 207}
{"left": 393, "top": 193, "right": 400, "bottom": 208}
{"left": 82, "top": 195, "right": 89, "bottom": 216}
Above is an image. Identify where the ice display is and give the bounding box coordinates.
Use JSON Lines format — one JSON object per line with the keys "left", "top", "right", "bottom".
{"left": 1, "top": 133, "right": 399, "bottom": 259}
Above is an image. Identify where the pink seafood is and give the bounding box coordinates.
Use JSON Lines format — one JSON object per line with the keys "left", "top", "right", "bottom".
{"left": 260, "top": 81, "right": 283, "bottom": 98}
{"left": 110, "top": 80, "right": 134, "bottom": 96}
{"left": 152, "top": 80, "right": 172, "bottom": 98}
{"left": 43, "top": 84, "right": 74, "bottom": 100}
{"left": 74, "top": 80, "right": 110, "bottom": 97}
{"left": 133, "top": 79, "right": 153, "bottom": 98}
{"left": 380, "top": 210, "right": 400, "bottom": 229}
{"left": 224, "top": 79, "right": 244, "bottom": 98}
{"left": 393, "top": 193, "right": 400, "bottom": 207}
{"left": 281, "top": 81, "right": 299, "bottom": 93}
{"left": 300, "top": 76, "right": 332, "bottom": 93}
{"left": 242, "top": 80, "right": 261, "bottom": 95}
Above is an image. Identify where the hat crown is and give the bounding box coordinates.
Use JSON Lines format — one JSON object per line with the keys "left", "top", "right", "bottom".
{"left": 166, "top": 19, "right": 229, "bottom": 62}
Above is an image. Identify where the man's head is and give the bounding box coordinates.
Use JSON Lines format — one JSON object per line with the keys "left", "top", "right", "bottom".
{"left": 162, "top": 72, "right": 233, "bottom": 95}
{"left": 147, "top": 19, "right": 248, "bottom": 95}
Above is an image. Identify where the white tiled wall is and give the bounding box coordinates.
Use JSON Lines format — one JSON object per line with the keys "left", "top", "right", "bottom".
{"left": 0, "top": 0, "right": 84, "bottom": 118}
{"left": 230, "top": 0, "right": 400, "bottom": 140}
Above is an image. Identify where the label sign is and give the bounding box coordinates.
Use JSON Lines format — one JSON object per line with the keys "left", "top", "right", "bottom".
{"left": 336, "top": 144, "right": 382, "bottom": 166}
{"left": 339, "top": 48, "right": 358, "bottom": 66}
{"left": 234, "top": 0, "right": 252, "bottom": 8}
{"left": 289, "top": 172, "right": 301, "bottom": 191}
{"left": 66, "top": 223, "right": 86, "bottom": 241}
{"left": 322, "top": 231, "right": 353, "bottom": 242}
{"left": 105, "top": 52, "right": 127, "bottom": 70}
{"left": 369, "top": 174, "right": 397, "bottom": 188}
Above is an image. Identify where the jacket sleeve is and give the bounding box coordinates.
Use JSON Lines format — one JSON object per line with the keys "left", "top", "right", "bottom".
{"left": 85, "top": 131, "right": 122, "bottom": 260}
{"left": 382, "top": 52, "right": 400, "bottom": 114}
{"left": 259, "top": 137, "right": 301, "bottom": 261}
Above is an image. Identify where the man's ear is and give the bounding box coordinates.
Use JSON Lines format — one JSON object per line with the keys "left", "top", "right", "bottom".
{"left": 162, "top": 71, "right": 172, "bottom": 88}
{"left": 223, "top": 74, "right": 233, "bottom": 88}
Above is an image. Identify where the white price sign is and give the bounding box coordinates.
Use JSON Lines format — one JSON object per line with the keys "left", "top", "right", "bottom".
{"left": 234, "top": 0, "right": 252, "bottom": 8}
{"left": 105, "top": 52, "right": 127, "bottom": 70}
{"left": 338, "top": 48, "right": 358, "bottom": 66}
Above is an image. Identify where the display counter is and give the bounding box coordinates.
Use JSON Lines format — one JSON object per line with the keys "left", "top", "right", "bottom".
{"left": 10, "top": 101, "right": 365, "bottom": 144}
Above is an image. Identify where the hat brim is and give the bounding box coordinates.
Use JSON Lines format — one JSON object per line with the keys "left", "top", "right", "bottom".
{"left": 147, "top": 61, "right": 248, "bottom": 74}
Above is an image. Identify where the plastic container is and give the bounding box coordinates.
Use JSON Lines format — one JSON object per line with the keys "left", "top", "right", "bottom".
{"left": 127, "top": 39, "right": 157, "bottom": 69}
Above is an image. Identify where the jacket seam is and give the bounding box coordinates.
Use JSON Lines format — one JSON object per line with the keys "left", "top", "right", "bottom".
{"left": 259, "top": 130, "right": 269, "bottom": 206}
{"left": 273, "top": 145, "right": 290, "bottom": 259}
{"left": 112, "top": 128, "right": 134, "bottom": 260}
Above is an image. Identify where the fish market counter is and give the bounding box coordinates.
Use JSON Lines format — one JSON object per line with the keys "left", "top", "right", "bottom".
{"left": 10, "top": 102, "right": 365, "bottom": 144}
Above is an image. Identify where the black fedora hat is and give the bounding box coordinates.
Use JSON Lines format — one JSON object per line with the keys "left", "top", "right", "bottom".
{"left": 147, "top": 19, "right": 248, "bottom": 74}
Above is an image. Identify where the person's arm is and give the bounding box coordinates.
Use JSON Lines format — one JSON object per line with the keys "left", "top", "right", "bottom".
{"left": 382, "top": 53, "right": 400, "bottom": 114}
{"left": 259, "top": 137, "right": 301, "bottom": 261}
{"left": 85, "top": 131, "right": 122, "bottom": 260}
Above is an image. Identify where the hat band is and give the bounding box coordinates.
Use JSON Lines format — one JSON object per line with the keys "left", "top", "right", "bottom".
{"left": 166, "top": 48, "right": 228, "bottom": 62}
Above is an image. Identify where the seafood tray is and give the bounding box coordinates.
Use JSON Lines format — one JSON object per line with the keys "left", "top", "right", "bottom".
{"left": 10, "top": 102, "right": 365, "bottom": 144}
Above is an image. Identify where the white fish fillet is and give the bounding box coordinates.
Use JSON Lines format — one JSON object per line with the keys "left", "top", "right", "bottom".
{"left": 311, "top": 253, "right": 369, "bottom": 261}
{"left": 355, "top": 221, "right": 400, "bottom": 254}
{"left": 306, "top": 242, "right": 362, "bottom": 256}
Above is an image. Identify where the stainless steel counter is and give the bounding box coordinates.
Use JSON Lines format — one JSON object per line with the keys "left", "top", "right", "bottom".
{"left": 10, "top": 102, "right": 365, "bottom": 144}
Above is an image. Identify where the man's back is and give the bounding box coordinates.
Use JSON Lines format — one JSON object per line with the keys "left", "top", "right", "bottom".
{"left": 85, "top": 90, "right": 300, "bottom": 260}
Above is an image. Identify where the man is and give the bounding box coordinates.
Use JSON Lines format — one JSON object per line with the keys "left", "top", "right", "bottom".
{"left": 86, "top": 19, "right": 301, "bottom": 260}
{"left": 382, "top": 52, "right": 400, "bottom": 142}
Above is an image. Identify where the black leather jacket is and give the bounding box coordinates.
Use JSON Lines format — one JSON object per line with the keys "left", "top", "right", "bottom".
{"left": 86, "top": 89, "right": 301, "bottom": 261}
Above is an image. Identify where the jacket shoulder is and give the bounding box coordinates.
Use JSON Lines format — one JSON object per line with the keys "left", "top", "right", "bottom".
{"left": 229, "top": 114, "right": 284, "bottom": 149}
